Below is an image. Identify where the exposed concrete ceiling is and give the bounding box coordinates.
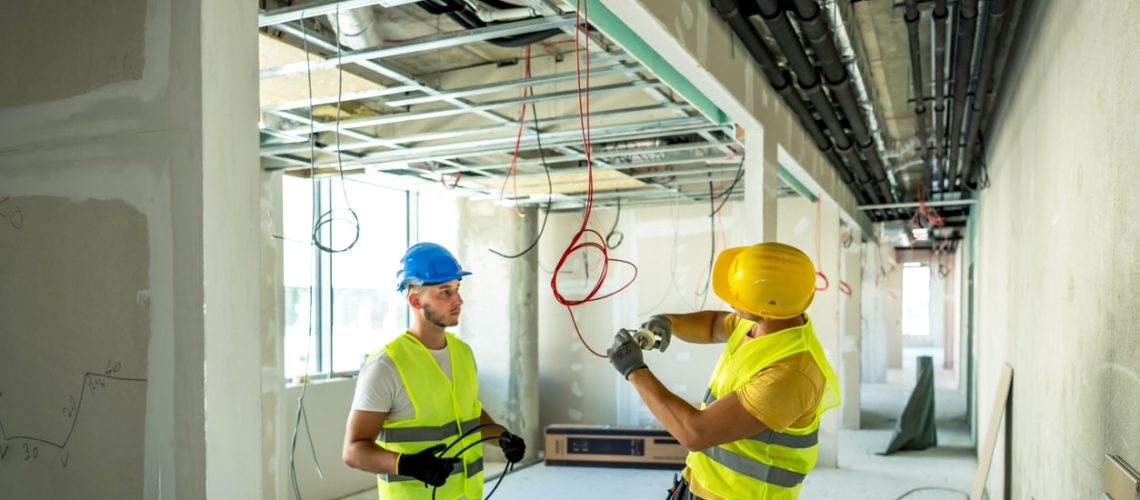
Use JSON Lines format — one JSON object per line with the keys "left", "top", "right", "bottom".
{"left": 852, "top": 0, "right": 932, "bottom": 190}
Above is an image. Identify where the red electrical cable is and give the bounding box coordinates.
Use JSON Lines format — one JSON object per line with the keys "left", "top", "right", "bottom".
{"left": 498, "top": 45, "right": 531, "bottom": 216}
{"left": 838, "top": 281, "right": 852, "bottom": 296}
{"left": 549, "top": 1, "right": 638, "bottom": 358}
{"left": 441, "top": 170, "right": 461, "bottom": 189}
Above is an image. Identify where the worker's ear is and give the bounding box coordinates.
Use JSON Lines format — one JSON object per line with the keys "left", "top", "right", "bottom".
{"left": 406, "top": 288, "right": 422, "bottom": 310}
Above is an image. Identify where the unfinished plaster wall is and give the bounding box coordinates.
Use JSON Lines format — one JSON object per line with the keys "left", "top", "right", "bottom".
{"left": 776, "top": 195, "right": 842, "bottom": 466}
{"left": 536, "top": 201, "right": 747, "bottom": 434}
{"left": 839, "top": 225, "right": 863, "bottom": 430}
{"left": 458, "top": 199, "right": 540, "bottom": 463}
{"left": 860, "top": 238, "right": 894, "bottom": 384}
{"left": 975, "top": 0, "right": 1140, "bottom": 496}
{"left": 0, "top": 0, "right": 261, "bottom": 498}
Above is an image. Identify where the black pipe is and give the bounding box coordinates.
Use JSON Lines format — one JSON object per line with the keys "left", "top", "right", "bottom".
{"left": 754, "top": 0, "right": 853, "bottom": 153}
{"left": 933, "top": 0, "right": 949, "bottom": 189}
{"left": 903, "top": 0, "right": 931, "bottom": 192}
{"left": 945, "top": 0, "right": 979, "bottom": 191}
{"left": 790, "top": 0, "right": 869, "bottom": 142}
{"left": 960, "top": 0, "right": 1008, "bottom": 189}
{"left": 788, "top": 0, "right": 895, "bottom": 205}
{"left": 713, "top": 0, "right": 884, "bottom": 207}
{"left": 422, "top": 0, "right": 563, "bottom": 47}
{"left": 710, "top": 1, "right": 833, "bottom": 151}
{"left": 758, "top": 0, "right": 889, "bottom": 201}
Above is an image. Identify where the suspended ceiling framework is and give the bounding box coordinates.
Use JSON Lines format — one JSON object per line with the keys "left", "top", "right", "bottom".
{"left": 257, "top": 0, "right": 1018, "bottom": 251}
{"left": 257, "top": 0, "right": 758, "bottom": 213}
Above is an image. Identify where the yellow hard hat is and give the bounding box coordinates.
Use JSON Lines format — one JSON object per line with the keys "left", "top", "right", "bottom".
{"left": 711, "top": 242, "right": 816, "bottom": 319}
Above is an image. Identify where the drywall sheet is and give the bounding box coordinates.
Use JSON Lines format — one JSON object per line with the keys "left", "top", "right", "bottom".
{"left": 0, "top": 196, "right": 149, "bottom": 499}
{"left": 0, "top": 0, "right": 146, "bottom": 107}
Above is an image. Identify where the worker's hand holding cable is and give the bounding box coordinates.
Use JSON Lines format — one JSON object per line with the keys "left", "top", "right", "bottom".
{"left": 498, "top": 431, "right": 526, "bottom": 463}
{"left": 606, "top": 329, "right": 648, "bottom": 379}
{"left": 397, "top": 444, "right": 459, "bottom": 487}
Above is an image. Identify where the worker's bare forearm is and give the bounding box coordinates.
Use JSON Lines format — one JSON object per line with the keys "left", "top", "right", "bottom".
{"left": 627, "top": 369, "right": 708, "bottom": 450}
{"left": 480, "top": 409, "right": 505, "bottom": 446}
{"left": 663, "top": 311, "right": 726, "bottom": 344}
{"left": 344, "top": 440, "right": 400, "bottom": 475}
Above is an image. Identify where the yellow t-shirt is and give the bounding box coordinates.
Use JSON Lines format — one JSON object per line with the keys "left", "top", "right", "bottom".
{"left": 681, "top": 314, "right": 825, "bottom": 500}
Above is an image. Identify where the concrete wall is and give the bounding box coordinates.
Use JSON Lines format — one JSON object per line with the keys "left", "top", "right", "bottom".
{"left": 860, "top": 238, "right": 894, "bottom": 384}
{"left": 839, "top": 225, "right": 863, "bottom": 430}
{"left": 775, "top": 195, "right": 842, "bottom": 466}
{"left": 974, "top": 0, "right": 1140, "bottom": 497}
{"left": 0, "top": 0, "right": 261, "bottom": 498}
{"left": 457, "top": 199, "right": 541, "bottom": 463}
{"left": 277, "top": 380, "right": 374, "bottom": 500}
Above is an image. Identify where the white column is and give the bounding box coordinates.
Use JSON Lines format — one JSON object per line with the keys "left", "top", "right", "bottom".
{"left": 813, "top": 198, "right": 842, "bottom": 467}
{"left": 743, "top": 128, "right": 778, "bottom": 243}
{"left": 840, "top": 225, "right": 863, "bottom": 430}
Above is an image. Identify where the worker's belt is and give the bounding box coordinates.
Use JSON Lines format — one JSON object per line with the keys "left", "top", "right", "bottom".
{"left": 378, "top": 417, "right": 481, "bottom": 443}
{"left": 701, "top": 392, "right": 818, "bottom": 449}
{"left": 697, "top": 446, "right": 806, "bottom": 488}
{"left": 380, "top": 458, "right": 484, "bottom": 483}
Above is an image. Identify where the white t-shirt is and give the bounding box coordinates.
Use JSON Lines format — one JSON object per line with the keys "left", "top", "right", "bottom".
{"left": 351, "top": 338, "right": 456, "bottom": 423}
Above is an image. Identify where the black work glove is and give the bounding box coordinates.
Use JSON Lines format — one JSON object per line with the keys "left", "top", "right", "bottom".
{"left": 397, "top": 444, "right": 460, "bottom": 487}
{"left": 641, "top": 315, "right": 672, "bottom": 352}
{"left": 606, "top": 329, "right": 648, "bottom": 379}
{"left": 499, "top": 431, "right": 526, "bottom": 463}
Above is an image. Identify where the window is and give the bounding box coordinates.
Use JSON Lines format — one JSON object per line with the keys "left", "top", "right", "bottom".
{"left": 283, "top": 175, "right": 459, "bottom": 381}
{"left": 901, "top": 263, "right": 931, "bottom": 336}
{"left": 283, "top": 176, "right": 316, "bottom": 379}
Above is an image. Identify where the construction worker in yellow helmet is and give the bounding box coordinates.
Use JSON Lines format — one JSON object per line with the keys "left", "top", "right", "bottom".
{"left": 606, "top": 242, "right": 841, "bottom": 500}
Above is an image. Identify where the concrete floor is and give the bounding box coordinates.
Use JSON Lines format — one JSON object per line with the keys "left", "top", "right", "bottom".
{"left": 338, "top": 381, "right": 977, "bottom": 500}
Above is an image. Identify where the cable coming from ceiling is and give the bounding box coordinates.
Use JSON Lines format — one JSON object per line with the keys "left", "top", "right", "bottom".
{"left": 549, "top": 0, "right": 638, "bottom": 358}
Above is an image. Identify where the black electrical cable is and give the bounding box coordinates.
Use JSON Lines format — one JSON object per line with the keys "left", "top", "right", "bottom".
{"left": 489, "top": 101, "right": 552, "bottom": 259}
{"left": 309, "top": 9, "right": 361, "bottom": 255}
{"left": 891, "top": 486, "right": 970, "bottom": 499}
{"left": 711, "top": 155, "right": 746, "bottom": 201}
{"left": 698, "top": 175, "right": 716, "bottom": 310}
{"left": 711, "top": 155, "right": 746, "bottom": 216}
{"left": 429, "top": 423, "right": 516, "bottom": 500}
{"left": 604, "top": 197, "right": 624, "bottom": 250}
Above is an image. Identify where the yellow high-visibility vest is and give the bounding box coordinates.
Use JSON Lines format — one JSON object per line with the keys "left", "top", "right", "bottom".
{"left": 371, "top": 332, "right": 484, "bottom": 500}
{"left": 686, "top": 314, "right": 840, "bottom": 499}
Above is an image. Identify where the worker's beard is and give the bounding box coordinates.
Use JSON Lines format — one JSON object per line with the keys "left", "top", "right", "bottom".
{"left": 422, "top": 303, "right": 459, "bottom": 328}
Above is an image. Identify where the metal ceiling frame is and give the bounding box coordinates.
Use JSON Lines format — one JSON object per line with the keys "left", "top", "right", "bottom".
{"left": 258, "top": 0, "right": 744, "bottom": 207}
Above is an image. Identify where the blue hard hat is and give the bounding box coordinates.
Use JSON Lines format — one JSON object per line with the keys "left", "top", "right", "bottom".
{"left": 396, "top": 242, "right": 472, "bottom": 291}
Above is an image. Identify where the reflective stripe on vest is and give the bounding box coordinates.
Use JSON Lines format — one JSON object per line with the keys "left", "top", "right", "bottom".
{"left": 698, "top": 447, "right": 807, "bottom": 488}
{"left": 372, "top": 332, "right": 484, "bottom": 500}
{"left": 379, "top": 417, "right": 481, "bottom": 443}
{"left": 702, "top": 393, "right": 819, "bottom": 449}
{"left": 380, "top": 458, "right": 485, "bottom": 483}
{"left": 687, "top": 314, "right": 840, "bottom": 498}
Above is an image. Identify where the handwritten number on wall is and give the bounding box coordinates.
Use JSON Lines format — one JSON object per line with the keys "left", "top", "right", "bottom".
{"left": 0, "top": 197, "right": 22, "bottom": 230}
{"left": 23, "top": 443, "right": 38, "bottom": 461}
{"left": 0, "top": 360, "right": 146, "bottom": 468}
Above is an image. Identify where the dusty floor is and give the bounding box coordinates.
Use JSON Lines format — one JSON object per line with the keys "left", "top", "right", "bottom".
{"left": 340, "top": 373, "right": 978, "bottom": 500}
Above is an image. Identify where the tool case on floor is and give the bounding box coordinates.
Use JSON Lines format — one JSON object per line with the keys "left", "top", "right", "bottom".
{"left": 544, "top": 424, "right": 687, "bottom": 470}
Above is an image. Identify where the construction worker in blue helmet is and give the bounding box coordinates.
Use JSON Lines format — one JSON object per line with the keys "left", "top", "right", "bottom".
{"left": 607, "top": 242, "right": 841, "bottom": 499}
{"left": 343, "top": 242, "right": 526, "bottom": 499}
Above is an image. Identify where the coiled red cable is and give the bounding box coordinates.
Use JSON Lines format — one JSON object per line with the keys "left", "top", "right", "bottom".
{"left": 549, "top": 1, "right": 638, "bottom": 358}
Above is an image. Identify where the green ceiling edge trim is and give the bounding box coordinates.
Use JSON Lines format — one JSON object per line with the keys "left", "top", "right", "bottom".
{"left": 584, "top": 0, "right": 730, "bottom": 126}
